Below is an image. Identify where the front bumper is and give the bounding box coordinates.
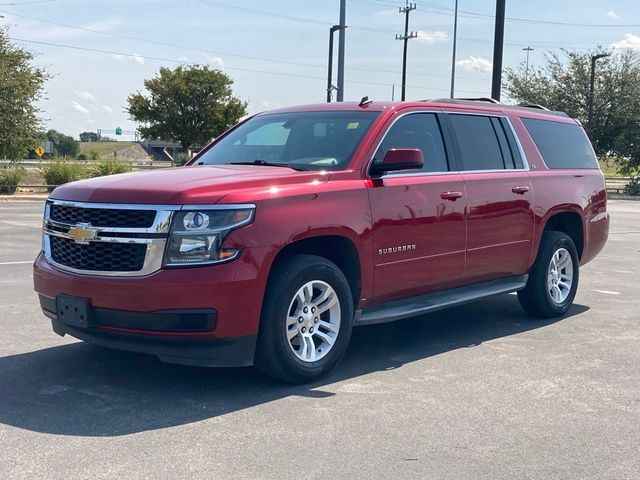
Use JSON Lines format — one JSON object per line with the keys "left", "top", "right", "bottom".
{"left": 49, "top": 315, "right": 256, "bottom": 368}
{"left": 33, "top": 248, "right": 271, "bottom": 366}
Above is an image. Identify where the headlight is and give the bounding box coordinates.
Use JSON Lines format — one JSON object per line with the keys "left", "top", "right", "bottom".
{"left": 163, "top": 206, "right": 255, "bottom": 267}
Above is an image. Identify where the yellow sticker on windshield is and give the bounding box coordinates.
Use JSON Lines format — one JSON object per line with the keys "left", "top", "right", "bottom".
{"left": 346, "top": 122, "right": 360, "bottom": 129}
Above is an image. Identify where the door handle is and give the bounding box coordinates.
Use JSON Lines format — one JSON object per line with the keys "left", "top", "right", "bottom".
{"left": 511, "top": 185, "right": 530, "bottom": 195}
{"left": 440, "top": 191, "right": 463, "bottom": 201}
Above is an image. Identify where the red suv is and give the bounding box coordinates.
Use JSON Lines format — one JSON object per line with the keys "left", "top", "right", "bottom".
{"left": 33, "top": 99, "right": 609, "bottom": 383}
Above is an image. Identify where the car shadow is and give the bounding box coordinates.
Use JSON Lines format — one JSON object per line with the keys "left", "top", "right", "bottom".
{"left": 0, "top": 295, "right": 588, "bottom": 437}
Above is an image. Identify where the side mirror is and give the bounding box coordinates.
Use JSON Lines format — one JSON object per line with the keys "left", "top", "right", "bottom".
{"left": 370, "top": 148, "right": 424, "bottom": 176}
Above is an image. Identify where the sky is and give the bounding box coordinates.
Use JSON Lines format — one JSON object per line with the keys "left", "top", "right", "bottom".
{"left": 1, "top": 0, "right": 639, "bottom": 139}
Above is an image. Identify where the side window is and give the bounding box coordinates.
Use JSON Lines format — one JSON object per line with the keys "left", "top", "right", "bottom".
{"left": 522, "top": 118, "right": 598, "bottom": 169}
{"left": 449, "top": 114, "right": 507, "bottom": 171}
{"left": 373, "top": 113, "right": 449, "bottom": 173}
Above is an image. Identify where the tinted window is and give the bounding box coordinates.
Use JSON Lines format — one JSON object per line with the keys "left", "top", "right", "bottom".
{"left": 522, "top": 118, "right": 598, "bottom": 169}
{"left": 197, "top": 111, "right": 379, "bottom": 171}
{"left": 373, "top": 113, "right": 449, "bottom": 173}
{"left": 449, "top": 114, "right": 506, "bottom": 171}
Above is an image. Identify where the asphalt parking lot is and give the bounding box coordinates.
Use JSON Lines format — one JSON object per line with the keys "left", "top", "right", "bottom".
{"left": 0, "top": 200, "right": 639, "bottom": 480}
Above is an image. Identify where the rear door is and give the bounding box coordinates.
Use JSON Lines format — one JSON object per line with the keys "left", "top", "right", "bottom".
{"left": 367, "top": 111, "right": 467, "bottom": 302}
{"left": 445, "top": 113, "right": 534, "bottom": 282}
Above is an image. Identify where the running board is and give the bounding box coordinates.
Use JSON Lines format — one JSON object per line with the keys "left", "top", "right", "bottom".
{"left": 355, "top": 275, "right": 528, "bottom": 326}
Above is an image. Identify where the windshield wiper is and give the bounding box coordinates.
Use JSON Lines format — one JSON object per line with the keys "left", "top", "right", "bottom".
{"left": 227, "top": 160, "right": 310, "bottom": 171}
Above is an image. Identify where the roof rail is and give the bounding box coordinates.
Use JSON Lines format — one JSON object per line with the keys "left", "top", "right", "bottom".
{"left": 427, "top": 97, "right": 501, "bottom": 105}
{"left": 518, "top": 103, "right": 550, "bottom": 111}
{"left": 456, "top": 97, "right": 500, "bottom": 104}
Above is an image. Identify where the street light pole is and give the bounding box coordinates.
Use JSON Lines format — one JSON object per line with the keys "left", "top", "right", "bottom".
{"left": 327, "top": 25, "right": 346, "bottom": 102}
{"left": 490, "top": 0, "right": 506, "bottom": 101}
{"left": 587, "top": 53, "right": 611, "bottom": 136}
{"left": 336, "top": 0, "right": 346, "bottom": 102}
{"left": 523, "top": 46, "right": 534, "bottom": 81}
{"left": 449, "top": 0, "right": 459, "bottom": 98}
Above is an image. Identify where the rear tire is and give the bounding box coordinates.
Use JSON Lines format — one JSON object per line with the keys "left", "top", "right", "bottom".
{"left": 518, "top": 230, "right": 579, "bottom": 318}
{"left": 255, "top": 254, "right": 354, "bottom": 384}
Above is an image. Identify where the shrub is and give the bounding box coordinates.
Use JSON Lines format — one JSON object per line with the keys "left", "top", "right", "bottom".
{"left": 174, "top": 152, "right": 191, "bottom": 166}
{"left": 39, "top": 161, "right": 85, "bottom": 191}
{"left": 89, "top": 157, "right": 132, "bottom": 178}
{"left": 623, "top": 176, "right": 640, "bottom": 196}
{"left": 0, "top": 166, "right": 26, "bottom": 194}
{"left": 88, "top": 150, "right": 100, "bottom": 160}
{"left": 77, "top": 152, "right": 88, "bottom": 160}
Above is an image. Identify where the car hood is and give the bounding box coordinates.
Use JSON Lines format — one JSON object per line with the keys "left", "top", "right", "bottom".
{"left": 49, "top": 165, "right": 326, "bottom": 205}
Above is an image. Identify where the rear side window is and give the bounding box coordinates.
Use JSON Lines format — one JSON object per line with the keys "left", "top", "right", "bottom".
{"left": 373, "top": 113, "right": 449, "bottom": 173}
{"left": 449, "top": 114, "right": 511, "bottom": 171}
{"left": 522, "top": 118, "right": 598, "bottom": 169}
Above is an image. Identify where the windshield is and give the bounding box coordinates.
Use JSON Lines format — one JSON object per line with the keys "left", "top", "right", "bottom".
{"left": 195, "top": 111, "right": 380, "bottom": 171}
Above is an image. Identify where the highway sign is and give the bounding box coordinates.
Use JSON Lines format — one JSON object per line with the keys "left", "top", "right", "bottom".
{"left": 35, "top": 146, "right": 45, "bottom": 157}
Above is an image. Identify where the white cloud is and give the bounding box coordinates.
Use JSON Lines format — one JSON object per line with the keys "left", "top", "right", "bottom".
{"left": 177, "top": 56, "right": 190, "bottom": 63}
{"left": 374, "top": 9, "right": 397, "bottom": 18}
{"left": 612, "top": 33, "right": 640, "bottom": 50}
{"left": 416, "top": 30, "right": 448, "bottom": 45}
{"left": 202, "top": 54, "right": 224, "bottom": 68}
{"left": 102, "top": 105, "right": 113, "bottom": 113}
{"left": 111, "top": 53, "right": 145, "bottom": 64}
{"left": 607, "top": 11, "right": 620, "bottom": 19}
{"left": 261, "top": 100, "right": 281, "bottom": 109}
{"left": 71, "top": 101, "right": 90, "bottom": 114}
{"left": 14, "top": 17, "right": 122, "bottom": 41}
{"left": 456, "top": 56, "right": 492, "bottom": 74}
{"left": 76, "top": 91, "right": 96, "bottom": 102}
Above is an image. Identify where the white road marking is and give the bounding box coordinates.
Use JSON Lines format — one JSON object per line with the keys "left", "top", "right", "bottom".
{"left": 0, "top": 261, "right": 33, "bottom": 266}
{"left": 593, "top": 289, "right": 621, "bottom": 295}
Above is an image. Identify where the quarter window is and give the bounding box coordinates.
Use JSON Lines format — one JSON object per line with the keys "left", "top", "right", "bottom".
{"left": 372, "top": 113, "right": 449, "bottom": 173}
{"left": 522, "top": 118, "right": 598, "bottom": 169}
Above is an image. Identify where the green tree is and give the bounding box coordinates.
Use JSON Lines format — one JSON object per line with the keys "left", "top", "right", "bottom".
{"left": 0, "top": 27, "right": 49, "bottom": 160}
{"left": 504, "top": 49, "right": 640, "bottom": 174}
{"left": 79, "top": 131, "right": 98, "bottom": 142}
{"left": 46, "top": 129, "right": 80, "bottom": 158}
{"left": 127, "top": 65, "right": 247, "bottom": 151}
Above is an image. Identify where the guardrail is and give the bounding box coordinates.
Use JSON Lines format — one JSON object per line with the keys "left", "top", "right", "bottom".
{"left": 0, "top": 160, "right": 173, "bottom": 170}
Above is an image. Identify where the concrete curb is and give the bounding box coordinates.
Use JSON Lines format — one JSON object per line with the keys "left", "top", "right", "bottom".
{"left": 0, "top": 195, "right": 48, "bottom": 202}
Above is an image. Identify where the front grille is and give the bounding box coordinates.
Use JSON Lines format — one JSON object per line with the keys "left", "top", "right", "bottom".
{"left": 50, "top": 204, "right": 156, "bottom": 228}
{"left": 50, "top": 236, "right": 147, "bottom": 272}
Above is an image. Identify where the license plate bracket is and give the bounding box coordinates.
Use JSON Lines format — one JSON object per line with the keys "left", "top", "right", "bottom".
{"left": 56, "top": 295, "right": 93, "bottom": 329}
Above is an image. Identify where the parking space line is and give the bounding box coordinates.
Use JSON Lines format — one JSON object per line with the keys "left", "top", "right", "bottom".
{"left": 0, "top": 261, "right": 33, "bottom": 266}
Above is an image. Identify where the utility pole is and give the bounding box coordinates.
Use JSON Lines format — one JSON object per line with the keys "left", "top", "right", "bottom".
{"left": 588, "top": 53, "right": 611, "bottom": 136}
{"left": 523, "top": 46, "right": 534, "bottom": 81}
{"left": 395, "top": 1, "right": 417, "bottom": 101}
{"left": 336, "top": 0, "right": 346, "bottom": 102}
{"left": 490, "top": 0, "right": 506, "bottom": 101}
{"left": 327, "top": 25, "right": 347, "bottom": 102}
{"left": 449, "top": 0, "right": 459, "bottom": 98}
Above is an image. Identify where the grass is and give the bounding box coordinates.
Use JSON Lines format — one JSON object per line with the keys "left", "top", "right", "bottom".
{"left": 599, "top": 160, "right": 624, "bottom": 178}
{"left": 79, "top": 142, "right": 134, "bottom": 157}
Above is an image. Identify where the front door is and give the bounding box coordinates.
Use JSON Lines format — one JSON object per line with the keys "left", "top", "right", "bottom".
{"left": 368, "top": 112, "right": 467, "bottom": 302}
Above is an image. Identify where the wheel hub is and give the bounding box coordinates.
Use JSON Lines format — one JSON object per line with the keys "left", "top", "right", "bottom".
{"left": 547, "top": 247, "right": 574, "bottom": 304}
{"left": 285, "top": 281, "right": 341, "bottom": 363}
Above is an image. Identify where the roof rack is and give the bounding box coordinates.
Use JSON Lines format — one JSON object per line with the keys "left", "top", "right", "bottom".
{"left": 423, "top": 97, "right": 568, "bottom": 117}
{"left": 517, "top": 103, "right": 550, "bottom": 111}
{"left": 429, "top": 97, "right": 501, "bottom": 105}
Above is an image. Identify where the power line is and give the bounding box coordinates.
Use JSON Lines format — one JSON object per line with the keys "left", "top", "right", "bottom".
{"left": 0, "top": 9, "right": 483, "bottom": 80}
{"left": 352, "top": 0, "right": 640, "bottom": 27}
{"left": 9, "top": 36, "right": 486, "bottom": 95}
{"left": 0, "top": 0, "right": 54, "bottom": 5}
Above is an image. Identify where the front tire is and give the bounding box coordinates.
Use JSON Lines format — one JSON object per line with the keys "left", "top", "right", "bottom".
{"left": 255, "top": 254, "right": 354, "bottom": 383}
{"left": 518, "top": 231, "right": 580, "bottom": 318}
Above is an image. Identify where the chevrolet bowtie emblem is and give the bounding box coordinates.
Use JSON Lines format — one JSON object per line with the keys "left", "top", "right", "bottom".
{"left": 67, "top": 223, "right": 98, "bottom": 244}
